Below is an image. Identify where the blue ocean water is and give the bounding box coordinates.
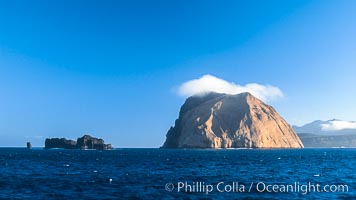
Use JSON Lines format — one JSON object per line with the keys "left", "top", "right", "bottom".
{"left": 0, "top": 148, "right": 354, "bottom": 199}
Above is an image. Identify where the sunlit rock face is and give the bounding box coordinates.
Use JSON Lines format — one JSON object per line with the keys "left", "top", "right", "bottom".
{"left": 162, "top": 92, "right": 303, "bottom": 148}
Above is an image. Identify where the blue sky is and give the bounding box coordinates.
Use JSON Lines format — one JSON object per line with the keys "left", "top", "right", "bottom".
{"left": 0, "top": 0, "right": 355, "bottom": 147}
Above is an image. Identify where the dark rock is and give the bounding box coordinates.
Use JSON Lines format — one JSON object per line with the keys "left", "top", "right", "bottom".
{"left": 76, "top": 135, "right": 112, "bottom": 150}
{"left": 44, "top": 135, "right": 113, "bottom": 150}
{"left": 45, "top": 138, "right": 77, "bottom": 149}
{"left": 26, "top": 142, "right": 32, "bottom": 149}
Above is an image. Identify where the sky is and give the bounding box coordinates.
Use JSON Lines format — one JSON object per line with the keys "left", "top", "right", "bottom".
{"left": 0, "top": 0, "right": 355, "bottom": 147}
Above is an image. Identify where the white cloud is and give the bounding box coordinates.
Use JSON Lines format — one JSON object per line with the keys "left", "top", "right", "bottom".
{"left": 321, "top": 120, "right": 356, "bottom": 131}
{"left": 177, "top": 74, "right": 283, "bottom": 102}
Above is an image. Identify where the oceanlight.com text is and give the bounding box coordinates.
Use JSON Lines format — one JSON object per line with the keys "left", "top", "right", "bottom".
{"left": 165, "top": 181, "right": 349, "bottom": 195}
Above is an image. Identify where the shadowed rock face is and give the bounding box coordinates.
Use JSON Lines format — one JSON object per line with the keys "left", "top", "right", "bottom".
{"left": 162, "top": 92, "right": 303, "bottom": 148}
{"left": 45, "top": 135, "right": 112, "bottom": 150}
{"left": 45, "top": 138, "right": 77, "bottom": 149}
{"left": 76, "top": 135, "right": 112, "bottom": 150}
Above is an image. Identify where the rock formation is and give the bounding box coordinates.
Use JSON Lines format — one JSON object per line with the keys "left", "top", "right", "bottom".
{"left": 26, "top": 142, "right": 32, "bottom": 149}
{"left": 45, "top": 135, "right": 112, "bottom": 150}
{"left": 45, "top": 138, "right": 77, "bottom": 149}
{"left": 162, "top": 92, "right": 303, "bottom": 148}
{"left": 76, "top": 135, "right": 112, "bottom": 150}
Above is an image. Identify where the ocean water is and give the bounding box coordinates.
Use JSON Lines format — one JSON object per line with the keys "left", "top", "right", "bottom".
{"left": 0, "top": 148, "right": 354, "bottom": 199}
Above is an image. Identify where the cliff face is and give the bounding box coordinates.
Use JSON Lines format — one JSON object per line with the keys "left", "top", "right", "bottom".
{"left": 162, "top": 92, "right": 303, "bottom": 148}
{"left": 45, "top": 135, "right": 112, "bottom": 150}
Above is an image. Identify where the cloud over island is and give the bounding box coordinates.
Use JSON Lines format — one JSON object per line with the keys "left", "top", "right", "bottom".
{"left": 177, "top": 74, "right": 283, "bottom": 102}
{"left": 321, "top": 120, "right": 356, "bottom": 131}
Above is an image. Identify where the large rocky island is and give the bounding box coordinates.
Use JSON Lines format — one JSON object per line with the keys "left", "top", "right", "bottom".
{"left": 162, "top": 92, "right": 303, "bottom": 148}
{"left": 45, "top": 134, "right": 112, "bottom": 150}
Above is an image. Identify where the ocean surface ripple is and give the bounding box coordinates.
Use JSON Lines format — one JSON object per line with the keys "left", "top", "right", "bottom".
{"left": 0, "top": 148, "right": 354, "bottom": 199}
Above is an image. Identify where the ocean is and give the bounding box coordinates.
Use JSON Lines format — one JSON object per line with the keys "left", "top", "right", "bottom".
{"left": 0, "top": 148, "right": 354, "bottom": 199}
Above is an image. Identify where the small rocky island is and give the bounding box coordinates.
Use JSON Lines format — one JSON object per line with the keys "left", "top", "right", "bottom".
{"left": 45, "top": 134, "right": 112, "bottom": 150}
{"left": 26, "top": 142, "right": 32, "bottom": 149}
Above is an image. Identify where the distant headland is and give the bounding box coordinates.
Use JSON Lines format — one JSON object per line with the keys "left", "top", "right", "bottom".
{"left": 45, "top": 134, "right": 112, "bottom": 150}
